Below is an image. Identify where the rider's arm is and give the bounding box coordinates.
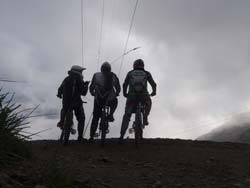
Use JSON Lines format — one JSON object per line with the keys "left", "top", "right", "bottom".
{"left": 89, "top": 74, "right": 96, "bottom": 96}
{"left": 113, "top": 74, "right": 121, "bottom": 95}
{"left": 80, "top": 78, "right": 89, "bottom": 96}
{"left": 146, "top": 71, "right": 157, "bottom": 96}
{"left": 122, "top": 73, "right": 130, "bottom": 97}
{"left": 57, "top": 78, "right": 66, "bottom": 98}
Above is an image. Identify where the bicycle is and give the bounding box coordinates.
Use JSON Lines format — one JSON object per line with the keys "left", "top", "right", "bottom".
{"left": 129, "top": 101, "right": 145, "bottom": 148}
{"left": 59, "top": 102, "right": 86, "bottom": 145}
{"left": 93, "top": 104, "right": 110, "bottom": 146}
{"left": 59, "top": 109, "right": 75, "bottom": 145}
{"left": 99, "top": 104, "right": 110, "bottom": 146}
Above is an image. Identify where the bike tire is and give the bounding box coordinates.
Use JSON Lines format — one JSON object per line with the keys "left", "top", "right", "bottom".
{"left": 62, "top": 111, "right": 72, "bottom": 146}
{"left": 60, "top": 129, "right": 64, "bottom": 142}
{"left": 134, "top": 106, "right": 143, "bottom": 148}
{"left": 63, "top": 125, "right": 70, "bottom": 145}
{"left": 100, "top": 119, "right": 108, "bottom": 146}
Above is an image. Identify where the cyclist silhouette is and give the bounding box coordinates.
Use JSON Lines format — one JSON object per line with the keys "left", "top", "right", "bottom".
{"left": 89, "top": 62, "right": 121, "bottom": 142}
{"left": 57, "top": 65, "right": 89, "bottom": 142}
{"left": 119, "top": 59, "right": 157, "bottom": 143}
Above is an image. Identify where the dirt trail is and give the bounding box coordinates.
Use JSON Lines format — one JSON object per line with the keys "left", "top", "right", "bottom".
{"left": 1, "top": 139, "right": 250, "bottom": 188}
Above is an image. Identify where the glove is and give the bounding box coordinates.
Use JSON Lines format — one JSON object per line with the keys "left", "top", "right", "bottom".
{"left": 84, "top": 81, "right": 90, "bottom": 86}
{"left": 57, "top": 94, "right": 62, "bottom": 99}
{"left": 90, "top": 91, "right": 95, "bottom": 96}
{"left": 123, "top": 92, "right": 128, "bottom": 98}
{"left": 150, "top": 91, "right": 156, "bottom": 97}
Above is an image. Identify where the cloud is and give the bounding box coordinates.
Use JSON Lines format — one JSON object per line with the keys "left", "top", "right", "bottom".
{"left": 1, "top": 0, "right": 250, "bottom": 140}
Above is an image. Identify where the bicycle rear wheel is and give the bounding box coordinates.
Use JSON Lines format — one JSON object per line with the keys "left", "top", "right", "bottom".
{"left": 100, "top": 119, "right": 108, "bottom": 146}
{"left": 62, "top": 111, "right": 73, "bottom": 146}
{"left": 60, "top": 129, "right": 64, "bottom": 142}
{"left": 134, "top": 108, "right": 143, "bottom": 148}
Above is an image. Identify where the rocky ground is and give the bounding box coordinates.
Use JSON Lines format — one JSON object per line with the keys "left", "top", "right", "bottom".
{"left": 1, "top": 138, "right": 250, "bottom": 188}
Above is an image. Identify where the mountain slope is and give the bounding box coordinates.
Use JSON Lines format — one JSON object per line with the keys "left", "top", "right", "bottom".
{"left": 197, "top": 122, "right": 250, "bottom": 144}
{"left": 1, "top": 139, "right": 250, "bottom": 188}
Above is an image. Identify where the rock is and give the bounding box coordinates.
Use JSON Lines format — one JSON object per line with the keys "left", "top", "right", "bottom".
{"left": 176, "top": 183, "right": 184, "bottom": 187}
{"left": 74, "top": 177, "right": 91, "bottom": 187}
{"left": 99, "top": 156, "right": 111, "bottom": 163}
{"left": 34, "top": 185, "right": 47, "bottom": 188}
{"left": 152, "top": 180, "right": 162, "bottom": 188}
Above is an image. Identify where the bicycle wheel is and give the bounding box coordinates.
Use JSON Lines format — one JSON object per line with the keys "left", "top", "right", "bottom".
{"left": 134, "top": 106, "right": 143, "bottom": 148}
{"left": 60, "top": 129, "right": 64, "bottom": 142}
{"left": 63, "top": 111, "right": 73, "bottom": 146}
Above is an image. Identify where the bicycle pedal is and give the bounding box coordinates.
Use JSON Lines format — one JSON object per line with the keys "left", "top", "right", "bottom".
{"left": 94, "top": 133, "right": 99, "bottom": 137}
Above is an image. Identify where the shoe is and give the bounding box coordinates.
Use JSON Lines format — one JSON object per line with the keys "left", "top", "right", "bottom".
{"left": 108, "top": 115, "right": 114, "bottom": 122}
{"left": 143, "top": 116, "right": 149, "bottom": 126}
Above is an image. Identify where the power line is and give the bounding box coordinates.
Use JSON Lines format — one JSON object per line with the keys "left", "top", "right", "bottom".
{"left": 111, "top": 47, "right": 141, "bottom": 64}
{"left": 97, "top": 0, "right": 105, "bottom": 71}
{"left": 118, "top": 0, "right": 139, "bottom": 76}
{"left": 81, "top": 0, "right": 84, "bottom": 67}
{"left": 0, "top": 79, "right": 26, "bottom": 83}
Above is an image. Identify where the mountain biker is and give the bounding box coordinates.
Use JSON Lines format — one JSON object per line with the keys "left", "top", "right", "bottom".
{"left": 119, "top": 59, "right": 157, "bottom": 143}
{"left": 57, "top": 65, "right": 89, "bottom": 142}
{"left": 89, "top": 62, "right": 121, "bottom": 142}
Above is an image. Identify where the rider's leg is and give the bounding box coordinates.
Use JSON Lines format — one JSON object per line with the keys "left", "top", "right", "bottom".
{"left": 90, "top": 101, "right": 101, "bottom": 139}
{"left": 108, "top": 98, "right": 118, "bottom": 122}
{"left": 120, "top": 99, "right": 134, "bottom": 140}
{"left": 143, "top": 97, "right": 152, "bottom": 125}
{"left": 74, "top": 105, "right": 85, "bottom": 141}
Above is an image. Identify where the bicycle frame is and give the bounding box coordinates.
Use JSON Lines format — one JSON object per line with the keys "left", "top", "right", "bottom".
{"left": 60, "top": 109, "right": 73, "bottom": 145}
{"left": 133, "top": 101, "right": 145, "bottom": 148}
{"left": 99, "top": 105, "right": 110, "bottom": 146}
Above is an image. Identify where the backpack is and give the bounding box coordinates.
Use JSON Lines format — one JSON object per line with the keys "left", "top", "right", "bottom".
{"left": 130, "top": 70, "right": 147, "bottom": 93}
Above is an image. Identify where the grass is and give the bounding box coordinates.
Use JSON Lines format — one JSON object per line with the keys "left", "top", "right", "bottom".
{"left": 0, "top": 90, "right": 31, "bottom": 166}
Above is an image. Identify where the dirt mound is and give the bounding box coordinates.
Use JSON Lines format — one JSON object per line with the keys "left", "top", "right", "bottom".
{"left": 1, "top": 139, "right": 250, "bottom": 188}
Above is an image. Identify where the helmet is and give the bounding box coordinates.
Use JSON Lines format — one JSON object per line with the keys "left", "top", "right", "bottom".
{"left": 101, "top": 62, "right": 111, "bottom": 73}
{"left": 133, "top": 59, "right": 144, "bottom": 69}
{"left": 71, "top": 65, "right": 86, "bottom": 73}
{"left": 70, "top": 65, "right": 86, "bottom": 76}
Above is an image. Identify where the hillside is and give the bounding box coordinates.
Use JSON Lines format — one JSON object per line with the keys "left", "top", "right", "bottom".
{"left": 1, "top": 139, "right": 250, "bottom": 188}
{"left": 197, "top": 122, "right": 250, "bottom": 144}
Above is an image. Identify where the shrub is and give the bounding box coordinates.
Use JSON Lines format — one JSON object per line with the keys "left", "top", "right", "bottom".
{"left": 0, "top": 90, "right": 32, "bottom": 166}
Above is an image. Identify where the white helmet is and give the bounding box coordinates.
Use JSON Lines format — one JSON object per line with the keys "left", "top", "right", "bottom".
{"left": 70, "top": 65, "right": 86, "bottom": 76}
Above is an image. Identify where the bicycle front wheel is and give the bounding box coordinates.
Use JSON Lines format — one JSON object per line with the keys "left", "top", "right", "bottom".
{"left": 134, "top": 112, "right": 143, "bottom": 148}
{"left": 100, "top": 120, "right": 108, "bottom": 146}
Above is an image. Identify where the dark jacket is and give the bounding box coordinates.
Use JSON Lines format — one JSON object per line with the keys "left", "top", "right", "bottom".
{"left": 89, "top": 72, "right": 121, "bottom": 101}
{"left": 123, "top": 67, "right": 157, "bottom": 98}
{"left": 57, "top": 71, "right": 88, "bottom": 108}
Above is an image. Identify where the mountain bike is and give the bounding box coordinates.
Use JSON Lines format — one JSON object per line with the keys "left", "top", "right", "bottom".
{"left": 93, "top": 90, "right": 113, "bottom": 146}
{"left": 129, "top": 101, "right": 145, "bottom": 148}
{"left": 59, "top": 109, "right": 75, "bottom": 145}
{"left": 59, "top": 102, "right": 86, "bottom": 145}
{"left": 93, "top": 104, "right": 110, "bottom": 146}
{"left": 99, "top": 104, "right": 110, "bottom": 146}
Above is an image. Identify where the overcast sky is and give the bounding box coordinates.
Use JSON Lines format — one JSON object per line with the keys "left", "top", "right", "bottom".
{"left": 1, "top": 0, "right": 250, "bottom": 140}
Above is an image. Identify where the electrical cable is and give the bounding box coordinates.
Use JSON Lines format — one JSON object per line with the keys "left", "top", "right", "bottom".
{"left": 118, "top": 0, "right": 139, "bottom": 76}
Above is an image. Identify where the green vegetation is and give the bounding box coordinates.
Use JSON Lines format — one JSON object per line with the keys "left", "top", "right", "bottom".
{"left": 0, "top": 90, "right": 31, "bottom": 166}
